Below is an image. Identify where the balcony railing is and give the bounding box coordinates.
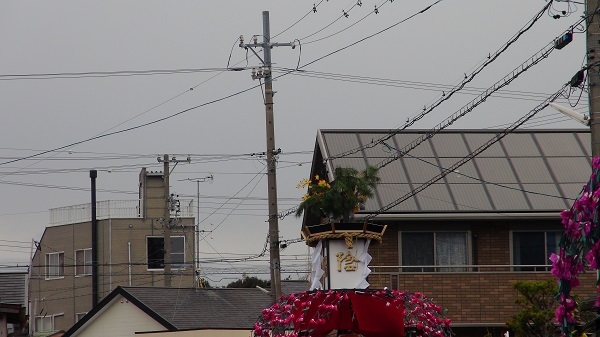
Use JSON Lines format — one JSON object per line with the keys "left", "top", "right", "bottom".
{"left": 368, "top": 264, "right": 598, "bottom": 324}
{"left": 371, "top": 264, "right": 552, "bottom": 273}
{"left": 49, "top": 199, "right": 195, "bottom": 225}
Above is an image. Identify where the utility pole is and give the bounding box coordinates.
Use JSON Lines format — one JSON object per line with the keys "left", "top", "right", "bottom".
{"left": 588, "top": 0, "right": 600, "bottom": 156}
{"left": 587, "top": 0, "right": 600, "bottom": 333}
{"left": 240, "top": 11, "right": 295, "bottom": 302}
{"left": 179, "top": 175, "right": 213, "bottom": 288}
{"left": 157, "top": 154, "right": 190, "bottom": 287}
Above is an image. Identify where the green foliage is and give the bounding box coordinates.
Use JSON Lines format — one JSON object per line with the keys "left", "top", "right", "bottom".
{"left": 226, "top": 275, "right": 270, "bottom": 288}
{"left": 199, "top": 278, "right": 211, "bottom": 288}
{"left": 506, "top": 280, "right": 558, "bottom": 337}
{"left": 295, "top": 166, "right": 380, "bottom": 221}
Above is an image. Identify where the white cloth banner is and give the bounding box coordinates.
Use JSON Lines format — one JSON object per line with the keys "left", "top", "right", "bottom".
{"left": 356, "top": 239, "right": 372, "bottom": 289}
{"left": 326, "top": 239, "right": 372, "bottom": 289}
{"left": 309, "top": 240, "right": 324, "bottom": 290}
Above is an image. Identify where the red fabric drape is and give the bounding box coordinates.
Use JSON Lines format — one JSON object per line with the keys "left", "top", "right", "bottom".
{"left": 348, "top": 292, "right": 405, "bottom": 337}
{"left": 292, "top": 292, "right": 404, "bottom": 337}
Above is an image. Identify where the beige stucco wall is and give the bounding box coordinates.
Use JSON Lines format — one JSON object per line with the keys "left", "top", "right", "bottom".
{"left": 30, "top": 219, "right": 195, "bottom": 332}
{"left": 72, "top": 294, "right": 166, "bottom": 337}
{"left": 30, "top": 170, "right": 196, "bottom": 332}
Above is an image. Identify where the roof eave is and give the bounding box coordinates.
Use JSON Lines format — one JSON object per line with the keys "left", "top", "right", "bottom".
{"left": 353, "top": 211, "right": 561, "bottom": 221}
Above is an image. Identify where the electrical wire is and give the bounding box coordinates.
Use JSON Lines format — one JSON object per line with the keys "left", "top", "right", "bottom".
{"left": 303, "top": 0, "right": 390, "bottom": 45}
{"left": 375, "top": 37, "right": 559, "bottom": 169}
{"left": 365, "top": 83, "right": 570, "bottom": 220}
{"left": 198, "top": 169, "right": 265, "bottom": 239}
{"left": 324, "top": 0, "right": 563, "bottom": 163}
{"left": 297, "top": 1, "right": 361, "bottom": 42}
{"left": 0, "top": 82, "right": 262, "bottom": 167}
{"left": 0, "top": 0, "right": 444, "bottom": 170}
{"left": 0, "top": 67, "right": 243, "bottom": 81}
{"left": 275, "top": 68, "right": 582, "bottom": 103}
{"left": 197, "top": 168, "right": 266, "bottom": 226}
{"left": 380, "top": 141, "right": 577, "bottom": 202}
{"left": 272, "top": 0, "right": 326, "bottom": 39}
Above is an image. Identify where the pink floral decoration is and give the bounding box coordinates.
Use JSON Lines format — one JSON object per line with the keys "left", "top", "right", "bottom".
{"left": 554, "top": 156, "right": 600, "bottom": 336}
{"left": 253, "top": 289, "right": 452, "bottom": 337}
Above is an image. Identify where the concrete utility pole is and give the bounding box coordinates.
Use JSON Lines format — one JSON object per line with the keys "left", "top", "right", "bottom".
{"left": 157, "top": 154, "right": 190, "bottom": 287}
{"left": 588, "top": 0, "right": 600, "bottom": 156}
{"left": 587, "top": 1, "right": 600, "bottom": 334}
{"left": 240, "top": 11, "right": 295, "bottom": 302}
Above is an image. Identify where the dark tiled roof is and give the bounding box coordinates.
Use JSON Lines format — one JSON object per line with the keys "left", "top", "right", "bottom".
{"left": 121, "top": 287, "right": 272, "bottom": 330}
{"left": 282, "top": 280, "right": 309, "bottom": 295}
{"left": 0, "top": 272, "right": 27, "bottom": 305}
{"left": 315, "top": 129, "right": 591, "bottom": 216}
{"left": 65, "top": 281, "right": 312, "bottom": 336}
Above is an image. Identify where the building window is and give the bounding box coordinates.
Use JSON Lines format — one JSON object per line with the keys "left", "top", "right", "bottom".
{"left": 75, "top": 249, "right": 92, "bottom": 276}
{"left": 400, "top": 232, "right": 468, "bottom": 272}
{"left": 45, "top": 252, "right": 64, "bottom": 279}
{"left": 35, "top": 314, "right": 62, "bottom": 332}
{"left": 35, "top": 316, "right": 52, "bottom": 332}
{"left": 75, "top": 312, "right": 87, "bottom": 322}
{"left": 512, "top": 231, "right": 561, "bottom": 271}
{"left": 147, "top": 236, "right": 185, "bottom": 270}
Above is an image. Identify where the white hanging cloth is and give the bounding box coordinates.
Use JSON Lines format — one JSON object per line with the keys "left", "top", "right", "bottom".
{"left": 355, "top": 239, "right": 372, "bottom": 289}
{"left": 309, "top": 240, "right": 324, "bottom": 290}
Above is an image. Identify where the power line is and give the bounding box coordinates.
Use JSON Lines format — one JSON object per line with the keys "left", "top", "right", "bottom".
{"left": 324, "top": 0, "right": 563, "bottom": 163}
{"left": 0, "top": 67, "right": 246, "bottom": 81}
{"left": 1, "top": 0, "right": 444, "bottom": 170}
{"left": 197, "top": 169, "right": 266, "bottom": 226}
{"left": 380, "top": 142, "right": 576, "bottom": 202}
{"left": 276, "top": 68, "right": 584, "bottom": 103}
{"left": 272, "top": 0, "right": 326, "bottom": 39}
{"left": 376, "top": 36, "right": 560, "bottom": 169}
{"left": 297, "top": 0, "right": 364, "bottom": 42}
{"left": 303, "top": 0, "right": 390, "bottom": 45}
{"left": 297, "top": 0, "right": 444, "bottom": 72}
{"left": 0, "top": 82, "right": 259, "bottom": 167}
{"left": 198, "top": 169, "right": 265, "bottom": 238}
{"left": 365, "top": 83, "right": 570, "bottom": 220}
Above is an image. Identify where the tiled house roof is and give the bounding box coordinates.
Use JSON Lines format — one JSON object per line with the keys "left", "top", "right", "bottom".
{"left": 313, "top": 129, "right": 590, "bottom": 217}
{"left": 0, "top": 272, "right": 27, "bottom": 305}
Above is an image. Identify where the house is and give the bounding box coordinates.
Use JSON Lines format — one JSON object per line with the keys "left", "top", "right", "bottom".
{"left": 301, "top": 128, "right": 596, "bottom": 337}
{"left": 62, "top": 281, "right": 309, "bottom": 337}
{"left": 0, "top": 271, "right": 28, "bottom": 336}
{"left": 29, "top": 168, "right": 196, "bottom": 334}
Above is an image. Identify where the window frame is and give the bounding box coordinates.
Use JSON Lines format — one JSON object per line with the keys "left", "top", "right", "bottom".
{"left": 146, "top": 236, "right": 186, "bottom": 271}
{"left": 510, "top": 229, "right": 561, "bottom": 271}
{"left": 45, "top": 251, "right": 65, "bottom": 280}
{"left": 35, "top": 313, "right": 63, "bottom": 332}
{"left": 74, "top": 248, "right": 92, "bottom": 277}
{"left": 75, "top": 312, "right": 87, "bottom": 322}
{"left": 398, "top": 230, "right": 471, "bottom": 272}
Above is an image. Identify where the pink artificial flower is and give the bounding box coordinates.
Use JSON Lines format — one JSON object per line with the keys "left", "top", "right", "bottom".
{"left": 593, "top": 156, "right": 600, "bottom": 169}
{"left": 563, "top": 219, "right": 581, "bottom": 239}
{"left": 561, "top": 209, "right": 573, "bottom": 226}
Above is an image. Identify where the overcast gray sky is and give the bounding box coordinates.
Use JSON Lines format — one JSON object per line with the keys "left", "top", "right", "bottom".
{"left": 0, "top": 0, "right": 588, "bottom": 284}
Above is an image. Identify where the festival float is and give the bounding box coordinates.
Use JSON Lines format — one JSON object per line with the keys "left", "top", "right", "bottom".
{"left": 254, "top": 166, "right": 453, "bottom": 337}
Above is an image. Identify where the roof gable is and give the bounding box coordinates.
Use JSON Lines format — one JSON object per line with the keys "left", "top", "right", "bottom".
{"left": 68, "top": 293, "right": 167, "bottom": 337}
{"left": 63, "top": 287, "right": 174, "bottom": 337}
{"left": 65, "top": 282, "right": 308, "bottom": 336}
{"left": 121, "top": 287, "right": 272, "bottom": 330}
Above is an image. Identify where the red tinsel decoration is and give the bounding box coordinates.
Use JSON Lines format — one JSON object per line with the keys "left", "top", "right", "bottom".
{"left": 253, "top": 289, "right": 452, "bottom": 337}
